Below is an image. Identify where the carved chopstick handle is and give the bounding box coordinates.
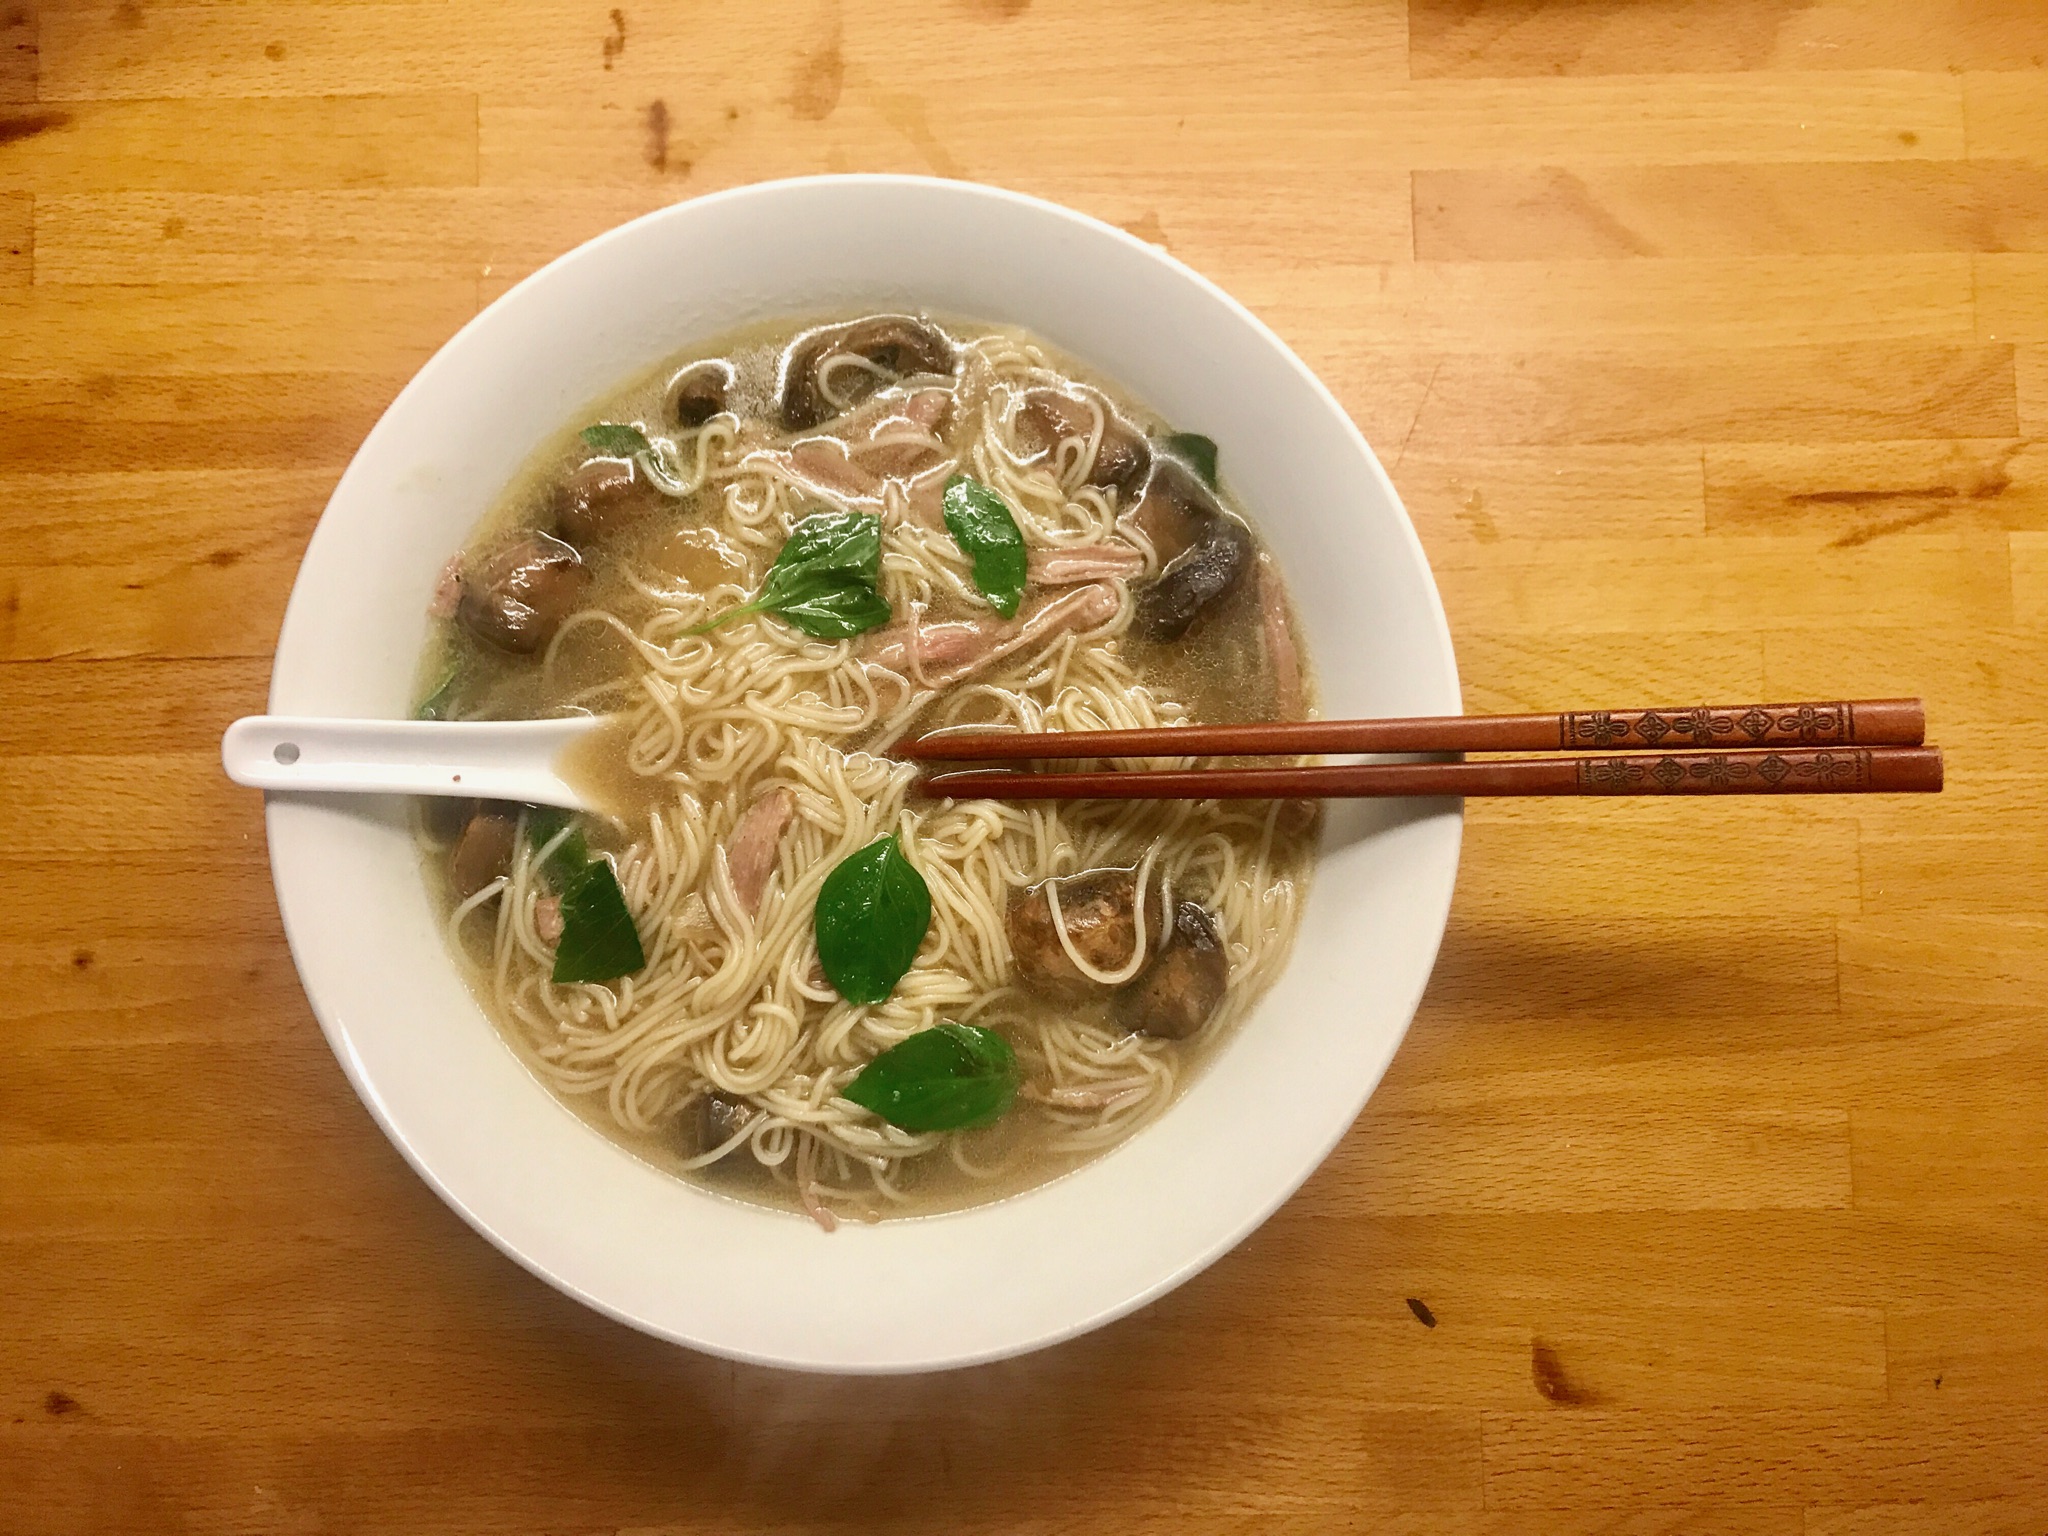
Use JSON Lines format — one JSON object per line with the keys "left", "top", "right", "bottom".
{"left": 1568, "top": 746, "right": 1942, "bottom": 794}
{"left": 1556, "top": 699, "right": 1920, "bottom": 751}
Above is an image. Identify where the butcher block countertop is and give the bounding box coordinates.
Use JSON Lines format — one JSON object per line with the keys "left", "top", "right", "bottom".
{"left": 4, "top": 2, "right": 2046, "bottom": 1531}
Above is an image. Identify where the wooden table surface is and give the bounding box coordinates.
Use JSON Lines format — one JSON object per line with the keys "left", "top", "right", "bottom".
{"left": 6, "top": 2, "right": 2047, "bottom": 1530}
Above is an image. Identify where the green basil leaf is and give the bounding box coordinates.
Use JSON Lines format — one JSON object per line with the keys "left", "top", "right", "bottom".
{"left": 689, "top": 510, "right": 890, "bottom": 637}
{"left": 843, "top": 1022, "right": 1019, "bottom": 1133}
{"left": 413, "top": 660, "right": 461, "bottom": 721}
{"left": 551, "top": 857, "right": 646, "bottom": 984}
{"left": 763, "top": 509, "right": 882, "bottom": 591}
{"left": 579, "top": 422, "right": 695, "bottom": 498}
{"left": 525, "top": 806, "right": 590, "bottom": 890}
{"left": 941, "top": 475, "right": 1027, "bottom": 618}
{"left": 1162, "top": 431, "right": 1219, "bottom": 488}
{"left": 814, "top": 835, "right": 931, "bottom": 1005}
{"left": 773, "top": 578, "right": 894, "bottom": 639}
{"left": 581, "top": 422, "right": 652, "bottom": 457}
{"left": 521, "top": 807, "right": 643, "bottom": 983}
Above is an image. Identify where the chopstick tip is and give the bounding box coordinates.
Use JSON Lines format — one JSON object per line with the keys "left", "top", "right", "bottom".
{"left": 899, "top": 726, "right": 1019, "bottom": 763}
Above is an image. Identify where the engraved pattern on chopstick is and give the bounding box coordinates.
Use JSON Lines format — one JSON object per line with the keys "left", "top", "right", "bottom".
{"left": 1559, "top": 702, "right": 1854, "bottom": 751}
{"left": 1576, "top": 748, "right": 1874, "bottom": 793}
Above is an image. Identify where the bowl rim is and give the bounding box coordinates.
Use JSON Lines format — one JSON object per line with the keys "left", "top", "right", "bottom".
{"left": 264, "top": 174, "right": 1463, "bottom": 1372}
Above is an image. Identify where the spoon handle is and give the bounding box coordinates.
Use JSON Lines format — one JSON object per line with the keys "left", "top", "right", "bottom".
{"left": 221, "top": 715, "right": 599, "bottom": 810}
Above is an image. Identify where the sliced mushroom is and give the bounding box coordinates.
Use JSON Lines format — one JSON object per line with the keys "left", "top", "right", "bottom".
{"left": 780, "top": 315, "right": 955, "bottom": 430}
{"left": 457, "top": 533, "right": 591, "bottom": 655}
{"left": 418, "top": 793, "right": 477, "bottom": 847}
{"left": 1014, "top": 388, "right": 1151, "bottom": 496}
{"left": 1121, "top": 458, "right": 1254, "bottom": 639}
{"left": 688, "top": 1090, "right": 756, "bottom": 1156}
{"left": 1007, "top": 868, "right": 1143, "bottom": 997}
{"left": 671, "top": 360, "right": 734, "bottom": 428}
{"left": 1112, "top": 902, "right": 1228, "bottom": 1040}
{"left": 1119, "top": 458, "right": 1222, "bottom": 568}
{"left": 1133, "top": 516, "right": 1253, "bottom": 643}
{"left": 552, "top": 457, "right": 658, "bottom": 547}
{"left": 448, "top": 810, "right": 517, "bottom": 900}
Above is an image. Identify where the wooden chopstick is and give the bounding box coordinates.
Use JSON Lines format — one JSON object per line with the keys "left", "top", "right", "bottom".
{"left": 920, "top": 746, "right": 1944, "bottom": 801}
{"left": 902, "top": 698, "right": 1925, "bottom": 762}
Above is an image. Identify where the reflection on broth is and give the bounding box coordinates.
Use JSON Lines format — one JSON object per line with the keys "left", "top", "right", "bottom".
{"left": 414, "top": 312, "right": 1318, "bottom": 1227}
{"left": 553, "top": 716, "right": 679, "bottom": 826}
{"left": 656, "top": 526, "right": 749, "bottom": 590}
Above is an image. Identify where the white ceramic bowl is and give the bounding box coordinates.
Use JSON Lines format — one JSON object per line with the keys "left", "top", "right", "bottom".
{"left": 265, "top": 175, "right": 1462, "bottom": 1372}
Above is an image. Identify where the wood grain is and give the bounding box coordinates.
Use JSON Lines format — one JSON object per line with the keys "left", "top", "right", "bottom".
{"left": 1, "top": 0, "right": 2042, "bottom": 1531}
{"left": 1410, "top": 0, "right": 2048, "bottom": 78}
{"left": 0, "top": 371, "right": 404, "bottom": 472}
{"left": 1704, "top": 440, "right": 2048, "bottom": 537}
{"left": 1807, "top": 1500, "right": 2048, "bottom": 1536}
{"left": 1415, "top": 163, "right": 2048, "bottom": 260}
{"left": 1237, "top": 254, "right": 1978, "bottom": 349}
{"left": 1964, "top": 70, "right": 2048, "bottom": 160}
{"left": 0, "top": 96, "right": 478, "bottom": 193}
{"left": 1342, "top": 344, "right": 2017, "bottom": 450}
{"left": 1483, "top": 1404, "right": 2048, "bottom": 1506}
{"left": 0, "top": 279, "right": 474, "bottom": 374}
{"left": 0, "top": 189, "right": 27, "bottom": 286}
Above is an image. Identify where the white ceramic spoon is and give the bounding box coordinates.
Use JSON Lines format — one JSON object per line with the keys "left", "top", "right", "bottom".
{"left": 221, "top": 715, "right": 602, "bottom": 811}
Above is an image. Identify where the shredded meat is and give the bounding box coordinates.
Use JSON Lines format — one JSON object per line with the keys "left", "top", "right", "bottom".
{"left": 1025, "top": 1081, "right": 1151, "bottom": 1112}
{"left": 724, "top": 787, "right": 796, "bottom": 918}
{"left": 796, "top": 1135, "right": 839, "bottom": 1233}
{"left": 1027, "top": 543, "right": 1147, "bottom": 585}
{"left": 862, "top": 581, "right": 1120, "bottom": 690}
{"left": 534, "top": 895, "right": 563, "bottom": 945}
{"left": 1259, "top": 555, "right": 1304, "bottom": 720}
{"left": 428, "top": 555, "right": 464, "bottom": 619}
{"left": 745, "top": 386, "right": 955, "bottom": 523}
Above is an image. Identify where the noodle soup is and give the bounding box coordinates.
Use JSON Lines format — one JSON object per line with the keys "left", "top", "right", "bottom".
{"left": 414, "top": 313, "right": 1317, "bottom": 1226}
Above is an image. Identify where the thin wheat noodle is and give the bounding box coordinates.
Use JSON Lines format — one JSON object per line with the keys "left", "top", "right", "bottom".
{"left": 1045, "top": 840, "right": 1159, "bottom": 987}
